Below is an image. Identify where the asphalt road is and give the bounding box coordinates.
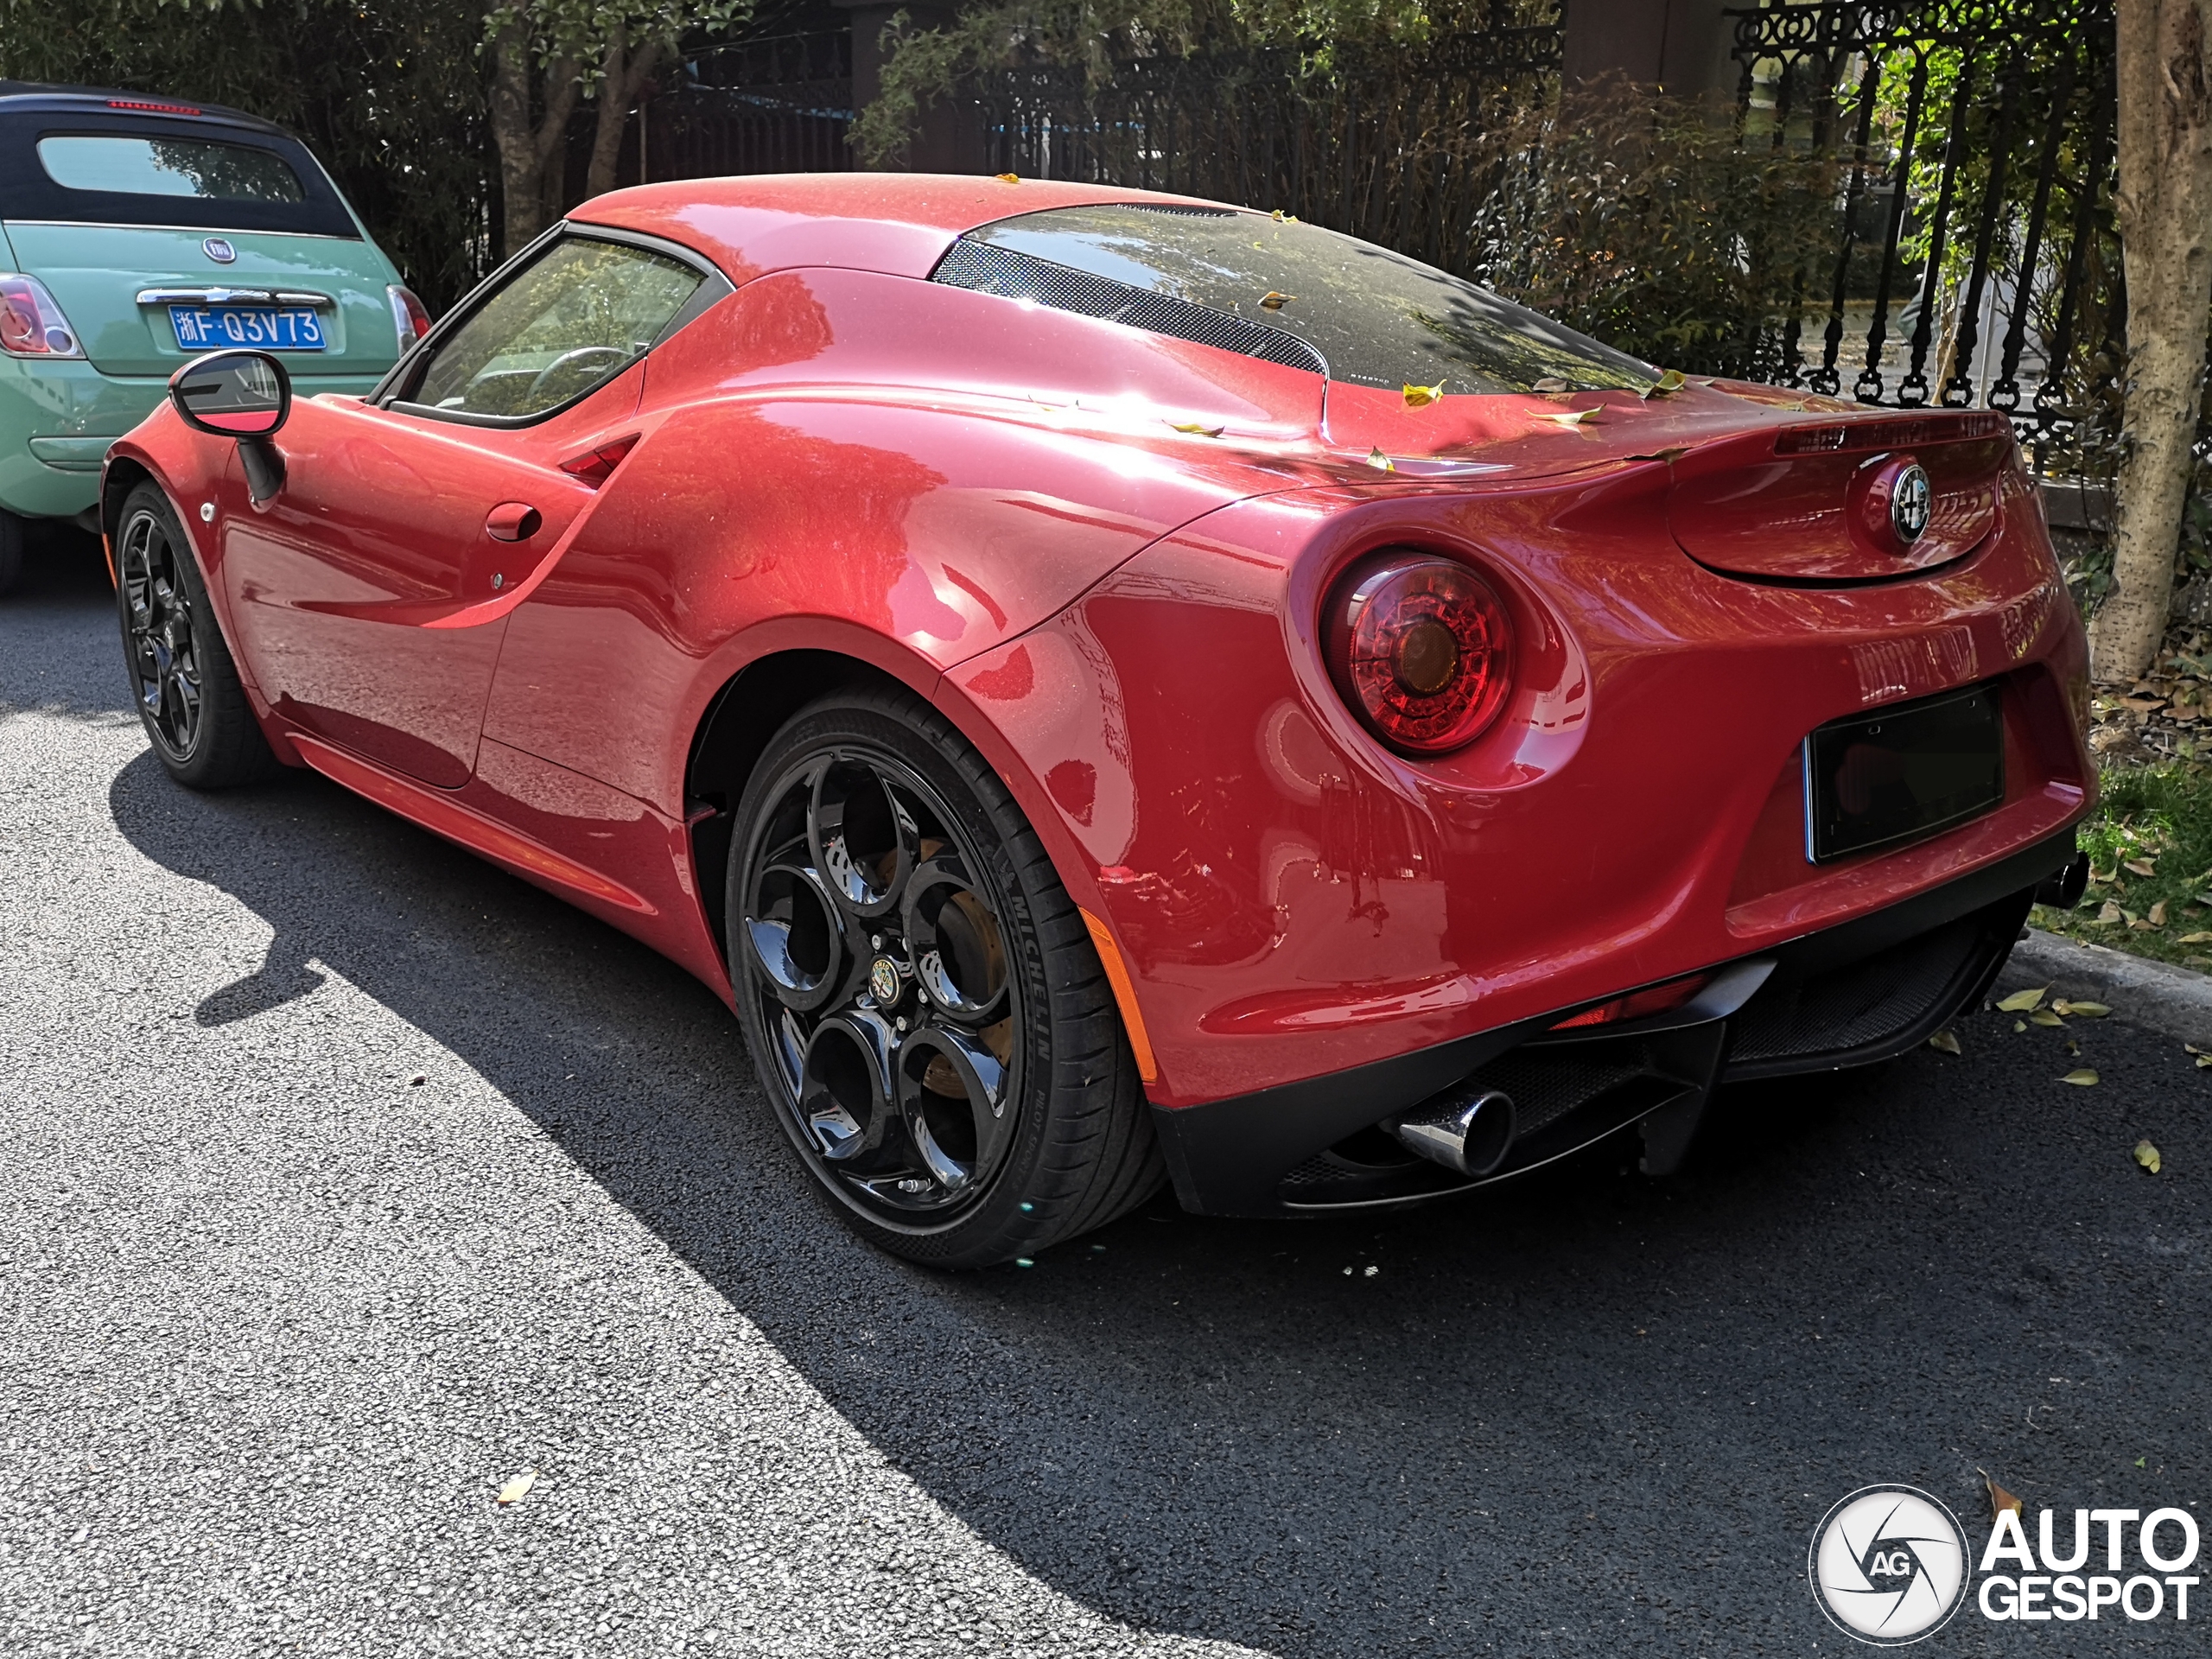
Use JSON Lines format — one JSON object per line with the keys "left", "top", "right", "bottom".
{"left": 3, "top": 525, "right": 2208, "bottom": 1658}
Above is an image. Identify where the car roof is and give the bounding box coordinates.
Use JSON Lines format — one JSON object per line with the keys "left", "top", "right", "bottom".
{"left": 569, "top": 172, "right": 1254, "bottom": 285}
{"left": 0, "top": 80, "right": 286, "bottom": 137}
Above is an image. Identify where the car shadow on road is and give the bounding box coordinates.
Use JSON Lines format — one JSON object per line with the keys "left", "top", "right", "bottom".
{"left": 90, "top": 675, "right": 2199, "bottom": 1657}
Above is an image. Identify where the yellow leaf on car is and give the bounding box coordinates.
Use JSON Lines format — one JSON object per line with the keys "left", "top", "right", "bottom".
{"left": 1165, "top": 419, "right": 1224, "bottom": 437}
{"left": 1929, "top": 1029, "right": 1961, "bottom": 1054}
{"left": 994, "top": 172, "right": 1020, "bottom": 184}
{"left": 496, "top": 1471, "right": 536, "bottom": 1505}
{"left": 2059, "top": 1069, "right": 2100, "bottom": 1085}
{"left": 1532, "top": 376, "right": 1569, "bottom": 392}
{"left": 1537, "top": 408, "right": 1598, "bottom": 428}
{"left": 1642, "top": 369, "right": 1688, "bottom": 398}
{"left": 1995, "top": 987, "right": 2047, "bottom": 1013}
{"left": 1402, "top": 381, "right": 1446, "bottom": 408}
{"left": 1259, "top": 290, "right": 1294, "bottom": 310}
{"left": 1984, "top": 1475, "right": 2024, "bottom": 1519}
{"left": 2030, "top": 1008, "right": 2066, "bottom": 1027}
{"left": 1366, "top": 446, "right": 1395, "bottom": 471}
{"left": 2125, "top": 858, "right": 2157, "bottom": 877}
{"left": 2134, "top": 1140, "right": 2162, "bottom": 1173}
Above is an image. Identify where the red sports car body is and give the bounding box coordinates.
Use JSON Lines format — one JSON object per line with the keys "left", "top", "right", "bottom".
{"left": 105, "top": 174, "right": 2091, "bottom": 1263}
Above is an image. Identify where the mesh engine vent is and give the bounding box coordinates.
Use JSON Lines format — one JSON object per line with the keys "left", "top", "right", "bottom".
{"left": 931, "top": 238, "right": 1327, "bottom": 374}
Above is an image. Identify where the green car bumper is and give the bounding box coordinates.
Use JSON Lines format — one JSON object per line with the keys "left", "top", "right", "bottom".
{"left": 0, "top": 355, "right": 383, "bottom": 521}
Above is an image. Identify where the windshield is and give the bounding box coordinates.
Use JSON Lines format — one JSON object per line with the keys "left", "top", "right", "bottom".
{"left": 956, "top": 203, "right": 1656, "bottom": 396}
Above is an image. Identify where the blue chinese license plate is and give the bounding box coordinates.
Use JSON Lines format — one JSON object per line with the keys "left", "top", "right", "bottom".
{"left": 169, "top": 305, "right": 326, "bottom": 352}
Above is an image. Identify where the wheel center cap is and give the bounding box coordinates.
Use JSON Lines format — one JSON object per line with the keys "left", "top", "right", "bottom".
{"left": 868, "top": 956, "right": 901, "bottom": 1006}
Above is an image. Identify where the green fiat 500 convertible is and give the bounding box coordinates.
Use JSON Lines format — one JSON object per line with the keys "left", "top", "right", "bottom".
{"left": 0, "top": 81, "right": 429, "bottom": 592}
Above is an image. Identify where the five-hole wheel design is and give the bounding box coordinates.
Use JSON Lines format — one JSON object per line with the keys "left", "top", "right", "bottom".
{"left": 728, "top": 690, "right": 1163, "bottom": 1267}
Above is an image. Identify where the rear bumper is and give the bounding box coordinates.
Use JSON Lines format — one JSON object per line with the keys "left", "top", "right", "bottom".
{"left": 1151, "top": 826, "right": 2072, "bottom": 1217}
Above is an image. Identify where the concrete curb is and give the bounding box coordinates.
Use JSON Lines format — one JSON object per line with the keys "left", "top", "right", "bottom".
{"left": 1993, "top": 927, "right": 2212, "bottom": 1049}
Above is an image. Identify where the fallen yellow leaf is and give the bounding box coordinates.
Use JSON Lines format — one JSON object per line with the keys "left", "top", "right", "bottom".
{"left": 2181, "top": 932, "right": 2212, "bottom": 944}
{"left": 1641, "top": 368, "right": 1688, "bottom": 398}
{"left": 2125, "top": 858, "right": 2157, "bottom": 877}
{"left": 2094, "top": 900, "right": 2123, "bottom": 924}
{"left": 1536, "top": 408, "right": 1598, "bottom": 428}
{"left": 2151, "top": 899, "right": 2170, "bottom": 925}
{"left": 497, "top": 1471, "right": 536, "bottom": 1506}
{"left": 2014, "top": 1020, "right": 2028, "bottom": 1033}
{"left": 1259, "top": 290, "right": 1294, "bottom": 310}
{"left": 1996, "top": 987, "right": 2048, "bottom": 1013}
{"left": 1984, "top": 1474, "right": 2024, "bottom": 1519}
{"left": 1165, "top": 419, "right": 1224, "bottom": 437}
{"left": 1402, "top": 380, "right": 1446, "bottom": 408}
{"left": 1929, "top": 1029, "right": 1961, "bottom": 1054}
{"left": 2030, "top": 1008, "right": 2066, "bottom": 1027}
{"left": 2134, "top": 1139, "right": 2162, "bottom": 1173}
{"left": 2060, "top": 1069, "right": 2100, "bottom": 1085}
{"left": 2054, "top": 1000, "right": 2110, "bottom": 1017}
{"left": 1271, "top": 208, "right": 1298, "bottom": 223}
{"left": 1366, "top": 445, "right": 1395, "bottom": 472}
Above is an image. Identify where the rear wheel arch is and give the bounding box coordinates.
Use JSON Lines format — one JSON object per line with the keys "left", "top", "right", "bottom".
{"left": 686, "top": 651, "right": 920, "bottom": 963}
{"left": 681, "top": 644, "right": 1106, "bottom": 977}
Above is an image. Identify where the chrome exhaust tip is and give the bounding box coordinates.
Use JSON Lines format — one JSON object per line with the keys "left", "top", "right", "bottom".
{"left": 1391, "top": 1088, "right": 1517, "bottom": 1179}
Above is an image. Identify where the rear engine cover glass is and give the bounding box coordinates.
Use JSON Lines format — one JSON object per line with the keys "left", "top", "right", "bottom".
{"left": 1805, "top": 683, "right": 2004, "bottom": 861}
{"left": 949, "top": 204, "right": 1657, "bottom": 394}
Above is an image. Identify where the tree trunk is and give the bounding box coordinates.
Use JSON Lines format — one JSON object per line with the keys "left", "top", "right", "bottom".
{"left": 2091, "top": 1, "right": 2212, "bottom": 682}
{"left": 586, "top": 33, "right": 662, "bottom": 201}
{"left": 486, "top": 20, "right": 581, "bottom": 257}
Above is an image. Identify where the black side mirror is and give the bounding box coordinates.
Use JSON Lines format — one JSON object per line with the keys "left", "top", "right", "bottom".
{"left": 168, "top": 349, "right": 290, "bottom": 503}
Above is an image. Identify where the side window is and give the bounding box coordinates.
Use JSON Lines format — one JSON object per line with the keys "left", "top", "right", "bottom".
{"left": 409, "top": 237, "right": 705, "bottom": 421}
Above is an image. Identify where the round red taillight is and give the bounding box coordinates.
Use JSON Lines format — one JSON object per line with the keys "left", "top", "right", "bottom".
{"left": 1325, "top": 554, "right": 1515, "bottom": 753}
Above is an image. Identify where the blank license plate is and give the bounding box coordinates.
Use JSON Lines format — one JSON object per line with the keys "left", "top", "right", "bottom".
{"left": 1805, "top": 683, "right": 2005, "bottom": 862}
{"left": 169, "top": 305, "right": 326, "bottom": 352}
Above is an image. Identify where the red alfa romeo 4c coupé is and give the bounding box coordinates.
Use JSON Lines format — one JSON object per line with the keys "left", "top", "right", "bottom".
{"left": 105, "top": 174, "right": 2092, "bottom": 1266}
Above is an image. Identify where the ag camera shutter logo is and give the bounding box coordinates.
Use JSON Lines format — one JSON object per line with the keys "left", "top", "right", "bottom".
{"left": 1808, "top": 1485, "right": 1970, "bottom": 1645}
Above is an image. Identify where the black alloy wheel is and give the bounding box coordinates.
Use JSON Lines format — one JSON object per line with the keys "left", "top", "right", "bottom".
{"left": 112, "top": 482, "right": 279, "bottom": 789}
{"left": 730, "top": 689, "right": 1163, "bottom": 1267}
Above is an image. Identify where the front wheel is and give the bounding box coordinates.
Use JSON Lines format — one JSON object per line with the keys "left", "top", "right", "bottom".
{"left": 728, "top": 688, "right": 1163, "bottom": 1267}
{"left": 113, "top": 482, "right": 280, "bottom": 788}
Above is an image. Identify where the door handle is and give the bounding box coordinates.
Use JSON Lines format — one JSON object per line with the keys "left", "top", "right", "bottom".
{"left": 486, "top": 501, "right": 541, "bottom": 542}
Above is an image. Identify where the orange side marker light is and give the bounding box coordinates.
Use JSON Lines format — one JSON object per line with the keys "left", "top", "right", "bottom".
{"left": 1079, "top": 906, "right": 1159, "bottom": 1086}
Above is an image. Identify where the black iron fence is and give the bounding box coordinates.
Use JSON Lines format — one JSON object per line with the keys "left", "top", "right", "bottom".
{"left": 965, "top": 10, "right": 1563, "bottom": 261}
{"left": 1726, "top": 0, "right": 2120, "bottom": 447}
{"left": 642, "top": 31, "right": 855, "bottom": 181}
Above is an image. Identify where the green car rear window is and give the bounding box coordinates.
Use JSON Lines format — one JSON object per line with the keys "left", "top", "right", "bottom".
{"left": 0, "top": 111, "right": 358, "bottom": 238}
{"left": 940, "top": 203, "right": 1657, "bottom": 396}
{"left": 36, "top": 135, "right": 305, "bottom": 202}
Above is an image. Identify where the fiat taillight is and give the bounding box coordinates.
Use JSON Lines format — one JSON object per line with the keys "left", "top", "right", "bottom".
{"left": 386, "top": 284, "right": 432, "bottom": 353}
{"left": 1325, "top": 553, "right": 1515, "bottom": 754}
{"left": 0, "top": 275, "right": 84, "bottom": 358}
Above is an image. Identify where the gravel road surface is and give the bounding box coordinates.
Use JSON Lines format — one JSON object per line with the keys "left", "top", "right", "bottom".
{"left": 3, "top": 530, "right": 2207, "bottom": 1656}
